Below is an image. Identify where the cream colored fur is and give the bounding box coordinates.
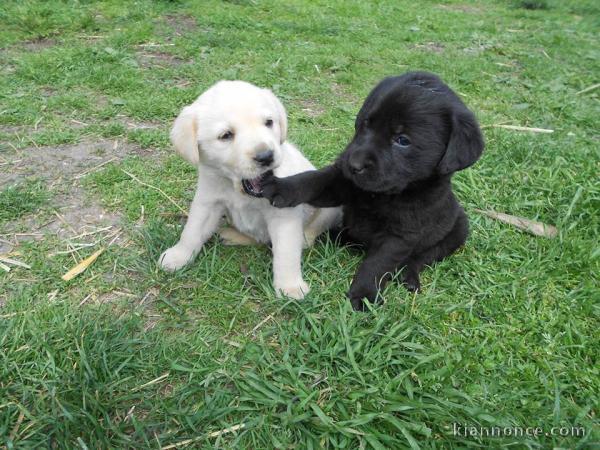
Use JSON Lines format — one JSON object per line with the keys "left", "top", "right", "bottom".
{"left": 159, "top": 80, "right": 341, "bottom": 299}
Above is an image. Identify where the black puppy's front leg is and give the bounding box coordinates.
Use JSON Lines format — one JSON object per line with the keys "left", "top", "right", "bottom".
{"left": 348, "top": 239, "right": 412, "bottom": 311}
{"left": 262, "top": 164, "right": 351, "bottom": 208}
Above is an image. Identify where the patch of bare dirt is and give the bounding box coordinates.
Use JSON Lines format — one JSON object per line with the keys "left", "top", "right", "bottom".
{"left": 0, "top": 124, "right": 28, "bottom": 134}
{"left": 0, "top": 140, "right": 157, "bottom": 253}
{"left": 30, "top": 185, "right": 120, "bottom": 232}
{"left": 161, "top": 14, "right": 199, "bottom": 36}
{"left": 0, "top": 187, "right": 123, "bottom": 254}
{"left": 331, "top": 81, "right": 358, "bottom": 103}
{"left": 114, "top": 114, "right": 164, "bottom": 131}
{"left": 22, "top": 38, "right": 56, "bottom": 51}
{"left": 1, "top": 140, "right": 153, "bottom": 186}
{"left": 76, "top": 32, "right": 107, "bottom": 44}
{"left": 437, "top": 4, "right": 483, "bottom": 13}
{"left": 463, "top": 43, "right": 496, "bottom": 55}
{"left": 40, "top": 86, "right": 57, "bottom": 97}
{"left": 2, "top": 64, "right": 15, "bottom": 75}
{"left": 94, "top": 288, "right": 137, "bottom": 305}
{"left": 136, "top": 50, "right": 187, "bottom": 68}
{"left": 299, "top": 99, "right": 325, "bottom": 118}
{"left": 411, "top": 42, "right": 445, "bottom": 53}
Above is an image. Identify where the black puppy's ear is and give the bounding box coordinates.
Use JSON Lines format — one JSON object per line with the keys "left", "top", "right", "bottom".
{"left": 437, "top": 108, "right": 484, "bottom": 175}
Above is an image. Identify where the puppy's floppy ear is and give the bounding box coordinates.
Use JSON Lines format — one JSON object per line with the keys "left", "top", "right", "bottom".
{"left": 437, "top": 108, "right": 484, "bottom": 175}
{"left": 263, "top": 88, "right": 288, "bottom": 143}
{"left": 170, "top": 105, "right": 200, "bottom": 166}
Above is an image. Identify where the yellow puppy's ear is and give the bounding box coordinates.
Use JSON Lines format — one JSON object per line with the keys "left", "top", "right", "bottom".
{"left": 170, "top": 105, "right": 200, "bottom": 166}
{"left": 263, "top": 88, "right": 288, "bottom": 144}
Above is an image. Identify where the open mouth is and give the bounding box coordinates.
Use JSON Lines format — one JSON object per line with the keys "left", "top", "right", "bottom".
{"left": 241, "top": 170, "right": 272, "bottom": 197}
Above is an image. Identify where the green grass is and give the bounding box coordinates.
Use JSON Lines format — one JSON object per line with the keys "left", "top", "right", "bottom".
{"left": 0, "top": 180, "right": 49, "bottom": 223}
{"left": 1, "top": 0, "right": 599, "bottom": 448}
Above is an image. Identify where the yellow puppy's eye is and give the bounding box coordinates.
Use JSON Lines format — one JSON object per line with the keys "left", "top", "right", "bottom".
{"left": 219, "top": 131, "right": 234, "bottom": 140}
{"left": 265, "top": 119, "right": 273, "bottom": 128}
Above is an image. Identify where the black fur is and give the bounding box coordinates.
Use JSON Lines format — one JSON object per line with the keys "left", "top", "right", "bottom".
{"left": 262, "top": 72, "right": 484, "bottom": 310}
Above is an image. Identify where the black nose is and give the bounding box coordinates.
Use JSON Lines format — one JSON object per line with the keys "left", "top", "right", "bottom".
{"left": 349, "top": 160, "right": 373, "bottom": 175}
{"left": 254, "top": 150, "right": 274, "bottom": 166}
{"left": 348, "top": 151, "right": 372, "bottom": 175}
{"left": 349, "top": 162, "right": 365, "bottom": 175}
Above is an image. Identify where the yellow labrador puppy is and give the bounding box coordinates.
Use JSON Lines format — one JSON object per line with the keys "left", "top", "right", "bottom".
{"left": 159, "top": 81, "right": 341, "bottom": 299}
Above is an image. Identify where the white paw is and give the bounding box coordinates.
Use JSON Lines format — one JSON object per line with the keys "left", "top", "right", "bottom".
{"left": 159, "top": 244, "right": 196, "bottom": 271}
{"left": 275, "top": 279, "right": 310, "bottom": 300}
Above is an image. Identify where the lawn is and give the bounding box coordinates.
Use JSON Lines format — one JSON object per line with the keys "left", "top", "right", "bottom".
{"left": 0, "top": 0, "right": 598, "bottom": 448}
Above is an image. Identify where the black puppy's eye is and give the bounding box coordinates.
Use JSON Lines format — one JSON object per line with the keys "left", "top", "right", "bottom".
{"left": 394, "top": 134, "right": 411, "bottom": 147}
{"left": 219, "top": 130, "right": 234, "bottom": 140}
{"left": 265, "top": 119, "right": 273, "bottom": 128}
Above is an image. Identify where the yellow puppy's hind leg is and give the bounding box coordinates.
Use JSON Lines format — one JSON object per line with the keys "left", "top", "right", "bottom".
{"left": 218, "top": 226, "right": 259, "bottom": 246}
{"left": 303, "top": 207, "right": 343, "bottom": 248}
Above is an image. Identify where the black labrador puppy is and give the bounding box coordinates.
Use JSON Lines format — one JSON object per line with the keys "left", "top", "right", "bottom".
{"left": 262, "top": 72, "right": 484, "bottom": 310}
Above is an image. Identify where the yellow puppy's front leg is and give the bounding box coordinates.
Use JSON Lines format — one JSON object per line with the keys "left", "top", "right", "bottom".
{"left": 268, "top": 215, "right": 309, "bottom": 300}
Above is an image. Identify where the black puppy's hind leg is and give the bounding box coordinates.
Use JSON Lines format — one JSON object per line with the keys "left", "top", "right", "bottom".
{"left": 402, "top": 211, "right": 469, "bottom": 292}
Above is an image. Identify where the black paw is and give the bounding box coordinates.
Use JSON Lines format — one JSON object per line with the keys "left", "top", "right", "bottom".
{"left": 349, "top": 296, "right": 367, "bottom": 312}
{"left": 402, "top": 271, "right": 421, "bottom": 293}
{"left": 261, "top": 174, "right": 298, "bottom": 208}
{"left": 347, "top": 284, "right": 381, "bottom": 312}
